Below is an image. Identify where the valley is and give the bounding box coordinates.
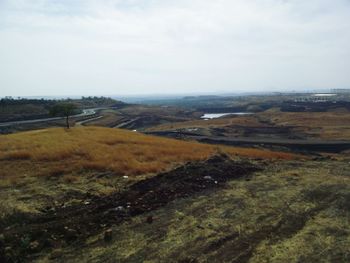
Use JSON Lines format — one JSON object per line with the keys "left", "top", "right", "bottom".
{"left": 1, "top": 93, "right": 350, "bottom": 262}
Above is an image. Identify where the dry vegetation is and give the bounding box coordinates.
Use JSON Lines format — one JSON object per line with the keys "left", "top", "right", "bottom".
{"left": 0, "top": 126, "right": 298, "bottom": 219}
{"left": 118, "top": 105, "right": 190, "bottom": 117}
{"left": 1, "top": 126, "right": 350, "bottom": 262}
{"left": 146, "top": 108, "right": 350, "bottom": 141}
{"left": 260, "top": 109, "right": 350, "bottom": 140}
{"left": 83, "top": 111, "right": 124, "bottom": 127}
{"left": 146, "top": 116, "right": 264, "bottom": 132}
{"left": 36, "top": 159, "right": 350, "bottom": 263}
{"left": 0, "top": 126, "right": 297, "bottom": 179}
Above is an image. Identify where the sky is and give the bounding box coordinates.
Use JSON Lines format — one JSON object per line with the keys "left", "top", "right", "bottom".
{"left": 0, "top": 0, "right": 350, "bottom": 97}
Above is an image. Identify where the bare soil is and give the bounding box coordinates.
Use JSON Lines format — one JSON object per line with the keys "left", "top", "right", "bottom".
{"left": 0, "top": 155, "right": 260, "bottom": 262}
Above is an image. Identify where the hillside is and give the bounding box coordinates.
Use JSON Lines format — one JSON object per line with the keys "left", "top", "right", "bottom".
{"left": 2, "top": 127, "right": 350, "bottom": 262}
{"left": 0, "top": 126, "right": 296, "bottom": 214}
{"left": 0, "top": 97, "right": 124, "bottom": 123}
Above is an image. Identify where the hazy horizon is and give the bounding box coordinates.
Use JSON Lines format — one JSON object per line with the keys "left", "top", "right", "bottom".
{"left": 1, "top": 87, "right": 342, "bottom": 101}
{"left": 1, "top": 0, "right": 350, "bottom": 97}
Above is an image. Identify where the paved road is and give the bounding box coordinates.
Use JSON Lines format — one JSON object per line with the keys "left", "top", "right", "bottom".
{"left": 0, "top": 109, "right": 97, "bottom": 127}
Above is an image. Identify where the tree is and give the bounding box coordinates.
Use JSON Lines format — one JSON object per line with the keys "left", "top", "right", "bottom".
{"left": 50, "top": 103, "right": 77, "bottom": 129}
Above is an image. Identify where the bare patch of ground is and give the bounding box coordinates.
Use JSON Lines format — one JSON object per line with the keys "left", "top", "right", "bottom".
{"left": 0, "top": 155, "right": 260, "bottom": 262}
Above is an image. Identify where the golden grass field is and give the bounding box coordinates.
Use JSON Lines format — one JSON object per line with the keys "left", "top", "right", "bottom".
{"left": 0, "top": 126, "right": 298, "bottom": 179}
{"left": 0, "top": 126, "right": 299, "bottom": 218}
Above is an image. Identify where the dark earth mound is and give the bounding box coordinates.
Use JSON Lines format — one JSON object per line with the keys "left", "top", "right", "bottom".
{"left": 0, "top": 154, "right": 260, "bottom": 262}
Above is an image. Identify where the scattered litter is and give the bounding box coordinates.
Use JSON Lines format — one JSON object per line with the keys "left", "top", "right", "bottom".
{"left": 123, "top": 175, "right": 129, "bottom": 179}
{"left": 204, "top": 176, "right": 213, "bottom": 180}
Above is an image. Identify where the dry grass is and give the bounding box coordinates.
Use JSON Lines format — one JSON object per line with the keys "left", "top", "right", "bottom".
{"left": 84, "top": 111, "right": 124, "bottom": 127}
{"left": 260, "top": 110, "right": 350, "bottom": 140}
{"left": 220, "top": 145, "right": 297, "bottom": 160}
{"left": 146, "top": 116, "right": 264, "bottom": 132}
{"left": 146, "top": 110, "right": 350, "bottom": 140}
{"left": 0, "top": 127, "right": 298, "bottom": 180}
{"left": 58, "top": 159, "right": 350, "bottom": 263}
{"left": 262, "top": 110, "right": 350, "bottom": 127}
{"left": 4, "top": 127, "right": 347, "bottom": 262}
{"left": 2, "top": 150, "right": 31, "bottom": 160}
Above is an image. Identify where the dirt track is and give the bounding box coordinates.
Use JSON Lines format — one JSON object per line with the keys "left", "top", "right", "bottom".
{"left": 0, "top": 155, "right": 260, "bottom": 262}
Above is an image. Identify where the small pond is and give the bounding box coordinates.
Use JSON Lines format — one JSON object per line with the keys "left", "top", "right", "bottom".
{"left": 201, "top": 112, "right": 253, "bottom": 119}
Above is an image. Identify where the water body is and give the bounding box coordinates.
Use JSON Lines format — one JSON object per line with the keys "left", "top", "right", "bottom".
{"left": 312, "top": 93, "right": 336, "bottom": 97}
{"left": 201, "top": 113, "right": 252, "bottom": 119}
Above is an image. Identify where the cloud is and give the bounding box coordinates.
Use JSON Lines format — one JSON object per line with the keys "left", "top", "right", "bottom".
{"left": 0, "top": 0, "right": 350, "bottom": 96}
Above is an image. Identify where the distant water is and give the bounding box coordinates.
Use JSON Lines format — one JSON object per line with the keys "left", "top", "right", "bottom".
{"left": 312, "top": 93, "right": 336, "bottom": 97}
{"left": 201, "top": 113, "right": 252, "bottom": 119}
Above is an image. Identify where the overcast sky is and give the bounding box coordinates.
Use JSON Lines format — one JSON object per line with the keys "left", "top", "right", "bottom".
{"left": 0, "top": 0, "right": 350, "bottom": 97}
